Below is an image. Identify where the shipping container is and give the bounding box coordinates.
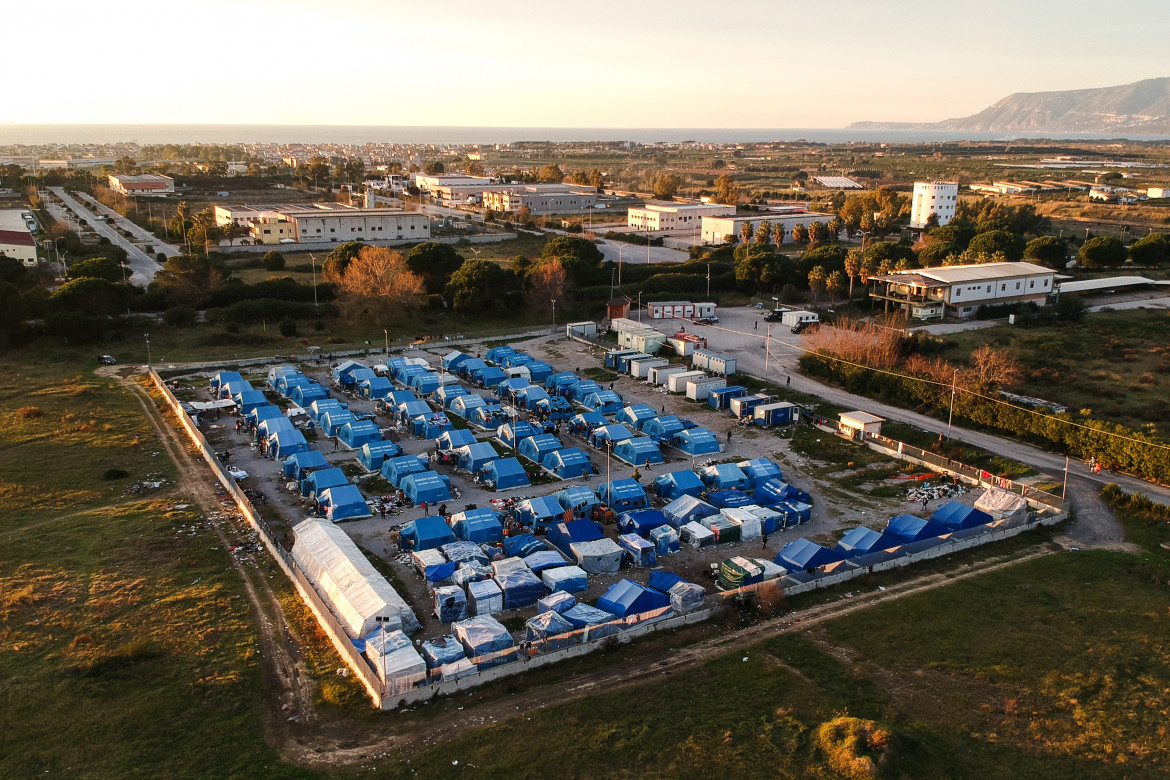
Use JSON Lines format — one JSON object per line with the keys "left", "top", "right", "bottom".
{"left": 667, "top": 370, "right": 708, "bottom": 394}
{"left": 685, "top": 377, "right": 727, "bottom": 401}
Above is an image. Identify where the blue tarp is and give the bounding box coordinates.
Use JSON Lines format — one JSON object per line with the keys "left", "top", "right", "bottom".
{"left": 269, "top": 428, "right": 309, "bottom": 458}
{"left": 309, "top": 399, "right": 345, "bottom": 425}
{"left": 400, "top": 516, "right": 457, "bottom": 551}
{"left": 776, "top": 538, "right": 845, "bottom": 572}
{"left": 562, "top": 603, "right": 617, "bottom": 630}
{"left": 451, "top": 508, "right": 504, "bottom": 544}
{"left": 514, "top": 496, "right": 566, "bottom": 528}
{"left": 485, "top": 345, "right": 516, "bottom": 365}
{"left": 582, "top": 391, "right": 623, "bottom": 414}
{"left": 246, "top": 404, "right": 283, "bottom": 427}
{"left": 617, "top": 509, "right": 670, "bottom": 538}
{"left": 525, "top": 361, "right": 553, "bottom": 383}
{"left": 537, "top": 591, "right": 576, "bottom": 614}
{"left": 547, "top": 520, "right": 604, "bottom": 558}
{"left": 753, "top": 478, "right": 810, "bottom": 507}
{"left": 301, "top": 466, "right": 347, "bottom": 498}
{"left": 432, "top": 586, "right": 468, "bottom": 624}
{"left": 210, "top": 370, "right": 242, "bottom": 392}
{"left": 381, "top": 455, "right": 429, "bottom": 487}
{"left": 518, "top": 434, "right": 563, "bottom": 463}
{"left": 497, "top": 568, "right": 544, "bottom": 609}
{"left": 440, "top": 541, "right": 489, "bottom": 567}
{"left": 702, "top": 463, "right": 752, "bottom": 492}
{"left": 467, "top": 578, "right": 503, "bottom": 616}
{"left": 420, "top": 635, "right": 466, "bottom": 669}
{"left": 233, "top": 390, "right": 267, "bottom": 415}
{"left": 618, "top": 533, "right": 656, "bottom": 567}
{"left": 598, "top": 479, "right": 650, "bottom": 512}
{"left": 360, "top": 376, "right": 393, "bottom": 399}
{"left": 523, "top": 549, "right": 566, "bottom": 574}
{"left": 662, "top": 494, "right": 719, "bottom": 526}
{"left": 475, "top": 367, "right": 507, "bottom": 388}
{"left": 435, "top": 429, "right": 477, "bottom": 451}
{"left": 283, "top": 449, "right": 329, "bottom": 479}
{"left": 597, "top": 579, "right": 670, "bottom": 618}
{"left": 257, "top": 416, "right": 295, "bottom": 441}
{"left": 649, "top": 524, "right": 681, "bottom": 555}
{"left": 931, "top": 501, "right": 993, "bottom": 530}
{"left": 567, "top": 380, "right": 602, "bottom": 403}
{"left": 738, "top": 458, "right": 783, "bottom": 489}
{"left": 524, "top": 611, "right": 576, "bottom": 648}
{"left": 885, "top": 514, "right": 949, "bottom": 543}
{"left": 503, "top": 533, "right": 547, "bottom": 558}
{"left": 517, "top": 386, "right": 551, "bottom": 410}
{"left": 442, "top": 351, "right": 471, "bottom": 371}
{"left": 567, "top": 411, "right": 606, "bottom": 431}
{"left": 545, "top": 371, "right": 579, "bottom": 391}
{"left": 543, "top": 566, "right": 589, "bottom": 594}
{"left": 318, "top": 484, "right": 370, "bottom": 521}
{"left": 590, "top": 424, "right": 635, "bottom": 448}
{"left": 613, "top": 437, "right": 665, "bottom": 466}
{"left": 647, "top": 570, "right": 686, "bottom": 594}
{"left": 836, "top": 526, "right": 903, "bottom": 557}
{"left": 653, "top": 469, "right": 705, "bottom": 500}
{"left": 320, "top": 411, "right": 357, "bottom": 437}
{"left": 480, "top": 457, "right": 530, "bottom": 490}
{"left": 542, "top": 447, "right": 592, "bottom": 479}
{"left": 615, "top": 404, "right": 658, "bottom": 430}
{"left": 670, "top": 427, "right": 721, "bottom": 455}
{"left": 400, "top": 472, "right": 452, "bottom": 505}
{"left": 707, "top": 489, "right": 752, "bottom": 509}
{"left": 289, "top": 383, "right": 328, "bottom": 407}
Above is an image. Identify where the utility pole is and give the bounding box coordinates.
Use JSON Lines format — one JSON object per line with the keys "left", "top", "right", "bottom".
{"left": 764, "top": 323, "right": 771, "bottom": 381}
{"left": 947, "top": 367, "right": 959, "bottom": 438}
{"left": 618, "top": 243, "right": 623, "bottom": 286}
{"left": 1062, "top": 456, "right": 1069, "bottom": 500}
{"left": 706, "top": 263, "right": 711, "bottom": 299}
{"left": 309, "top": 253, "right": 319, "bottom": 308}
{"left": 144, "top": 333, "right": 152, "bottom": 371}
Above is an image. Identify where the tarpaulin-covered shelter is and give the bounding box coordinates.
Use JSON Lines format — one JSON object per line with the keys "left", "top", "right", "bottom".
{"left": 408, "top": 372, "right": 441, "bottom": 396}
{"left": 443, "top": 351, "right": 472, "bottom": 372}
{"left": 555, "top": 486, "right": 599, "bottom": 518}
{"left": 776, "top": 538, "right": 845, "bottom": 572}
{"left": 479, "top": 457, "right": 530, "bottom": 490}
{"left": 320, "top": 410, "right": 358, "bottom": 438}
{"left": 277, "top": 374, "right": 311, "bottom": 397}
{"left": 496, "top": 421, "right": 538, "bottom": 449}
{"left": 615, "top": 404, "right": 658, "bottom": 430}
{"left": 707, "top": 489, "right": 753, "bottom": 509}
{"left": 538, "top": 591, "right": 576, "bottom": 614}
{"left": 210, "top": 370, "right": 243, "bottom": 393}
{"left": 753, "top": 478, "right": 809, "bottom": 508}
{"left": 681, "top": 520, "right": 716, "bottom": 548}
{"left": 617, "top": 509, "right": 670, "bottom": 538}
{"left": 663, "top": 494, "right": 718, "bottom": 526}
{"left": 775, "top": 500, "right": 812, "bottom": 527}
{"left": 514, "top": 496, "right": 565, "bottom": 528}
{"left": 269, "top": 428, "right": 309, "bottom": 458}
{"left": 331, "top": 360, "right": 368, "bottom": 386}
{"left": 485, "top": 345, "right": 516, "bottom": 365}
{"left": 284, "top": 449, "right": 330, "bottom": 480}
{"left": 835, "top": 526, "right": 903, "bottom": 557}
{"left": 434, "top": 383, "right": 468, "bottom": 409}
{"left": 491, "top": 557, "right": 528, "bottom": 578}
{"left": 619, "top": 533, "right": 656, "bottom": 567}
{"left": 441, "top": 541, "right": 489, "bottom": 568}
{"left": 474, "top": 366, "right": 508, "bottom": 389}
{"left": 290, "top": 383, "right": 329, "bottom": 408}
{"left": 456, "top": 357, "right": 487, "bottom": 380}
{"left": 598, "top": 579, "right": 670, "bottom": 618}
{"left": 517, "top": 385, "right": 551, "bottom": 411}
{"left": 360, "top": 376, "right": 393, "bottom": 399}
{"left": 702, "top": 463, "right": 751, "bottom": 492}
{"left": 670, "top": 427, "right": 721, "bottom": 455}
{"left": 583, "top": 390, "right": 623, "bottom": 414}
{"left": 245, "top": 404, "right": 283, "bottom": 428}
{"left": 653, "top": 469, "right": 705, "bottom": 501}
{"left": 498, "top": 568, "right": 544, "bottom": 609}
{"left": 568, "top": 411, "right": 606, "bottom": 431}
{"left": 885, "top": 514, "right": 948, "bottom": 544}
{"left": 931, "top": 501, "right": 994, "bottom": 530}
{"left": 339, "top": 420, "right": 382, "bottom": 450}
{"left": 218, "top": 379, "right": 254, "bottom": 400}
{"left": 518, "top": 433, "right": 562, "bottom": 464}
{"left": 399, "top": 515, "right": 457, "bottom": 552}
{"left": 525, "top": 361, "right": 553, "bottom": 384}
{"left": 301, "top": 466, "right": 348, "bottom": 498}
{"left": 504, "top": 533, "right": 547, "bottom": 558}
{"left": 613, "top": 437, "right": 664, "bottom": 466}
{"left": 523, "top": 549, "right": 565, "bottom": 574}
{"left": 495, "top": 377, "right": 530, "bottom": 400}
{"left": 650, "top": 524, "right": 681, "bottom": 556}
{"left": 291, "top": 518, "right": 420, "bottom": 637}
{"left": 420, "top": 634, "right": 467, "bottom": 669}
{"left": 453, "top": 615, "right": 516, "bottom": 669}
{"left": 590, "top": 423, "right": 635, "bottom": 449}
{"left": 717, "top": 556, "right": 764, "bottom": 590}
{"left": 361, "top": 628, "right": 427, "bottom": 692}
{"left": 542, "top": 447, "right": 593, "bottom": 479}
{"left": 701, "top": 514, "right": 741, "bottom": 543}
{"left": 432, "top": 585, "right": 469, "bottom": 624}
{"left": 562, "top": 603, "right": 618, "bottom": 634}
{"left": 571, "top": 538, "right": 623, "bottom": 574}
{"left": 400, "top": 472, "right": 452, "bottom": 505}
{"left": 974, "top": 488, "right": 1029, "bottom": 524}
{"left": 469, "top": 404, "right": 509, "bottom": 429}
{"left": 396, "top": 400, "right": 431, "bottom": 424}
{"left": 720, "top": 507, "right": 762, "bottom": 540}
{"left": 410, "top": 413, "right": 452, "bottom": 440}
{"left": 232, "top": 390, "right": 267, "bottom": 416}
{"left": 450, "top": 508, "right": 504, "bottom": 544}
{"left": 410, "top": 548, "right": 447, "bottom": 578}
{"left": 436, "top": 428, "right": 477, "bottom": 452}
{"left": 257, "top": 416, "right": 295, "bottom": 442}
{"left": 738, "top": 459, "right": 783, "bottom": 490}
{"left": 598, "top": 479, "right": 650, "bottom": 512}
{"left": 381, "top": 455, "right": 429, "bottom": 487}
{"left": 547, "top": 519, "right": 603, "bottom": 557}
{"left": 567, "top": 380, "right": 602, "bottom": 403}
{"left": 318, "top": 484, "right": 370, "bottom": 521}
{"left": 467, "top": 579, "right": 503, "bottom": 616}
{"left": 745, "top": 505, "right": 784, "bottom": 534}
{"left": 524, "top": 611, "right": 576, "bottom": 648}
{"left": 545, "top": 371, "right": 579, "bottom": 392}
{"left": 500, "top": 351, "right": 532, "bottom": 369}
{"left": 309, "top": 398, "right": 346, "bottom": 425}
{"left": 449, "top": 393, "right": 487, "bottom": 418}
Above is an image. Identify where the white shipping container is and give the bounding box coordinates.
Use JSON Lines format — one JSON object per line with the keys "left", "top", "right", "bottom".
{"left": 780, "top": 310, "right": 819, "bottom": 328}
{"left": 648, "top": 365, "right": 688, "bottom": 385}
{"left": 631, "top": 357, "right": 668, "bottom": 379}
{"left": 667, "top": 370, "right": 708, "bottom": 394}
{"left": 685, "top": 377, "right": 726, "bottom": 401}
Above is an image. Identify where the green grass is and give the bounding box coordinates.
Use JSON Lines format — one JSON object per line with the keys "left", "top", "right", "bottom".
{"left": 881, "top": 422, "right": 1037, "bottom": 480}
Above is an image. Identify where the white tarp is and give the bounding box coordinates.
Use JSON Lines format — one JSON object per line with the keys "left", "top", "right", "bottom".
{"left": 292, "top": 518, "right": 420, "bottom": 638}
{"left": 467, "top": 578, "right": 504, "bottom": 616}
{"left": 364, "top": 629, "right": 426, "bottom": 693}
{"left": 491, "top": 557, "right": 529, "bottom": 577}
{"left": 974, "top": 489, "right": 1028, "bottom": 523}
{"left": 720, "top": 508, "right": 762, "bottom": 540}
{"left": 750, "top": 557, "right": 787, "bottom": 580}
{"left": 570, "top": 539, "right": 623, "bottom": 574}
{"left": 681, "top": 521, "right": 715, "bottom": 547}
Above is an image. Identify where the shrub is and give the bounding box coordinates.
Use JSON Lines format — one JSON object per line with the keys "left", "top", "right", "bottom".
{"left": 18, "top": 406, "right": 44, "bottom": 419}
{"left": 103, "top": 468, "right": 130, "bottom": 480}
{"left": 162, "top": 305, "right": 197, "bottom": 328}
{"left": 279, "top": 318, "right": 298, "bottom": 337}
{"left": 262, "top": 250, "right": 286, "bottom": 271}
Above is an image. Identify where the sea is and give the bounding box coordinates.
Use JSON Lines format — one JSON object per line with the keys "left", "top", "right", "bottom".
{"left": 2, "top": 124, "right": 1168, "bottom": 147}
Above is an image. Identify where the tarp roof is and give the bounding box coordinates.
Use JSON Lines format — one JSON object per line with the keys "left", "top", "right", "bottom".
{"left": 597, "top": 579, "right": 670, "bottom": 618}
{"left": 776, "top": 538, "right": 844, "bottom": 571}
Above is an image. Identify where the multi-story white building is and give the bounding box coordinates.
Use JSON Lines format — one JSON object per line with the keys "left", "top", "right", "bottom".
{"left": 0, "top": 229, "right": 37, "bottom": 266}
{"left": 700, "top": 207, "right": 834, "bottom": 245}
{"left": 910, "top": 181, "right": 958, "bottom": 228}
{"left": 482, "top": 185, "right": 597, "bottom": 215}
{"left": 627, "top": 202, "right": 734, "bottom": 233}
{"left": 107, "top": 173, "right": 175, "bottom": 197}
{"left": 239, "top": 203, "right": 431, "bottom": 245}
{"left": 868, "top": 261, "right": 1056, "bottom": 320}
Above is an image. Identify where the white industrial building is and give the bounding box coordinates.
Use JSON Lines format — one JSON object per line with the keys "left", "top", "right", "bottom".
{"left": 482, "top": 185, "right": 597, "bottom": 215}
{"left": 222, "top": 203, "right": 431, "bottom": 245}
{"left": 645, "top": 301, "right": 716, "bottom": 319}
{"left": 628, "top": 202, "right": 734, "bottom": 233}
{"left": 0, "top": 229, "right": 37, "bottom": 266}
{"left": 701, "top": 207, "right": 834, "bottom": 245}
{"left": 107, "top": 173, "right": 175, "bottom": 197}
{"left": 291, "top": 518, "right": 420, "bottom": 638}
{"left": 910, "top": 181, "right": 958, "bottom": 228}
{"left": 868, "top": 261, "right": 1056, "bottom": 320}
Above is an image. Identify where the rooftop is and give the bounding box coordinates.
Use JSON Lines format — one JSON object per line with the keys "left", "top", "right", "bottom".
{"left": 878, "top": 262, "right": 1053, "bottom": 285}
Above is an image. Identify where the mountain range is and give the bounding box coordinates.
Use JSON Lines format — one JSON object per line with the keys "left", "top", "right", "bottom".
{"left": 850, "top": 77, "right": 1170, "bottom": 135}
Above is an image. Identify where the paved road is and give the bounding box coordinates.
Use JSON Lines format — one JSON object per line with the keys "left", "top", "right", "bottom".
{"left": 73, "top": 191, "right": 182, "bottom": 259}
{"left": 49, "top": 187, "right": 162, "bottom": 285}
{"left": 596, "top": 237, "right": 691, "bottom": 267}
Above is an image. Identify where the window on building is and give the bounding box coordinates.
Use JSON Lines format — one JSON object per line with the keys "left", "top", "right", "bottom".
{"left": 1001, "top": 284, "right": 1007, "bottom": 291}
{"left": 1029, "top": 280, "right": 1035, "bottom": 288}
{"left": 1015, "top": 282, "right": 1020, "bottom": 290}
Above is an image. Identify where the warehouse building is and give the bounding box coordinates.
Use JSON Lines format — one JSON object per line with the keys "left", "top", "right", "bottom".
{"left": 868, "top": 261, "right": 1056, "bottom": 320}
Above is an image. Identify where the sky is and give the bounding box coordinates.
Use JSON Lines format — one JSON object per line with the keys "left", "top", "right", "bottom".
{"left": 6, "top": 0, "right": 1169, "bottom": 128}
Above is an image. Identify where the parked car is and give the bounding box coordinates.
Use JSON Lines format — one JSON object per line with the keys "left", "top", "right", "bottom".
{"left": 98, "top": 354, "right": 117, "bottom": 365}
{"left": 695, "top": 317, "right": 717, "bottom": 325}
{"left": 764, "top": 311, "right": 784, "bottom": 322}
{"left": 791, "top": 321, "right": 818, "bottom": 335}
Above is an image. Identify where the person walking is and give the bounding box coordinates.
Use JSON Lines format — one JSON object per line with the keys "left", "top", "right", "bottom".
{"left": 438, "top": 503, "right": 448, "bottom": 518}
{"left": 379, "top": 503, "right": 386, "bottom": 519}
{"left": 644, "top": 457, "right": 652, "bottom": 472}
{"left": 420, "top": 501, "right": 429, "bottom": 516}
{"left": 921, "top": 496, "right": 929, "bottom": 512}
{"left": 726, "top": 429, "right": 732, "bottom": 444}
{"left": 762, "top": 530, "right": 769, "bottom": 550}
{"left": 786, "top": 375, "right": 791, "bottom": 387}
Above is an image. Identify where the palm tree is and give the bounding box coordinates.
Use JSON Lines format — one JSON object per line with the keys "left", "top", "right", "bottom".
{"left": 755, "top": 220, "right": 772, "bottom": 244}
{"left": 827, "top": 217, "right": 844, "bottom": 242}
{"left": 843, "top": 249, "right": 862, "bottom": 300}
{"left": 740, "top": 221, "right": 753, "bottom": 246}
{"left": 827, "top": 270, "right": 845, "bottom": 302}
{"left": 772, "top": 222, "right": 785, "bottom": 247}
{"left": 807, "top": 265, "right": 827, "bottom": 304}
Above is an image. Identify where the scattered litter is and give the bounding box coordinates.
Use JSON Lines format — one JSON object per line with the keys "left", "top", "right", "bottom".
{"left": 742, "top": 656, "right": 749, "bottom": 662}
{"left": 336, "top": 668, "right": 349, "bottom": 677}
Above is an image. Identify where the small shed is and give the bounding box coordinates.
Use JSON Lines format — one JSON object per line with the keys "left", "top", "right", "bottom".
{"left": 839, "top": 411, "right": 884, "bottom": 438}
{"left": 754, "top": 402, "right": 799, "bottom": 426}
{"left": 685, "top": 376, "right": 726, "bottom": 402}
{"left": 597, "top": 579, "right": 669, "bottom": 618}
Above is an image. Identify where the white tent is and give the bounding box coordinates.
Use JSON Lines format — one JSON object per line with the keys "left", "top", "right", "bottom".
{"left": 974, "top": 488, "right": 1029, "bottom": 524}
{"left": 570, "top": 539, "right": 623, "bottom": 574}
{"left": 292, "top": 518, "right": 421, "bottom": 638}
{"left": 720, "top": 507, "right": 762, "bottom": 540}
{"left": 681, "top": 521, "right": 716, "bottom": 548}
{"left": 363, "top": 628, "right": 427, "bottom": 693}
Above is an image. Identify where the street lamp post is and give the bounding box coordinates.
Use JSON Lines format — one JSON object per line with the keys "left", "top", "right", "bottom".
{"left": 551, "top": 298, "right": 557, "bottom": 331}
{"left": 144, "top": 333, "right": 152, "bottom": 371}
{"left": 383, "top": 329, "right": 388, "bottom": 355}
{"left": 764, "top": 323, "right": 772, "bottom": 381}
{"left": 947, "top": 367, "right": 959, "bottom": 438}
{"left": 309, "top": 253, "right": 319, "bottom": 308}
{"left": 617, "top": 243, "right": 624, "bottom": 286}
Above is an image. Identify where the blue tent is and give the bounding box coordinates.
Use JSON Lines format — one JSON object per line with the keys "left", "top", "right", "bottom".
{"left": 567, "top": 380, "right": 602, "bottom": 403}
{"left": 210, "top": 370, "right": 242, "bottom": 392}
{"left": 381, "top": 455, "right": 429, "bottom": 487}
{"left": 589, "top": 424, "right": 634, "bottom": 448}
{"left": 518, "top": 434, "right": 563, "bottom": 464}
{"left": 407, "top": 372, "right": 439, "bottom": 396}
{"left": 753, "top": 478, "right": 811, "bottom": 508}
{"left": 662, "top": 494, "right": 718, "bottom": 527}
{"left": 776, "top": 538, "right": 845, "bottom": 572}
{"left": 385, "top": 389, "right": 417, "bottom": 406}
{"left": 545, "top": 371, "right": 579, "bottom": 391}
{"left": 318, "top": 485, "right": 370, "bottom": 521}
{"left": 275, "top": 373, "right": 308, "bottom": 396}
{"left": 301, "top": 466, "right": 347, "bottom": 498}
{"left": 400, "top": 515, "right": 457, "bottom": 551}
{"left": 542, "top": 448, "right": 593, "bottom": 479}
{"left": 525, "top": 361, "right": 553, "bottom": 384}
{"left": 670, "top": 427, "right": 721, "bottom": 455}
{"left": 619, "top": 533, "right": 656, "bottom": 567}
{"left": 516, "top": 386, "right": 550, "bottom": 410}
{"left": 400, "top": 472, "right": 452, "bottom": 505}
{"left": 485, "top": 345, "right": 516, "bottom": 365}
{"left": 246, "top": 404, "right": 282, "bottom": 428}
{"left": 457, "top": 442, "right": 500, "bottom": 473}
{"left": 504, "top": 533, "right": 548, "bottom": 558}
{"left": 597, "top": 579, "right": 670, "bottom": 618}
{"left": 776, "top": 500, "right": 813, "bottom": 526}
{"left": 647, "top": 570, "right": 686, "bottom": 594}
{"left": 708, "top": 385, "right": 748, "bottom": 410}
{"left": 500, "top": 351, "right": 532, "bottom": 368}
{"left": 562, "top": 603, "right": 616, "bottom": 629}
{"left": 469, "top": 405, "right": 508, "bottom": 429}
{"left": 480, "top": 458, "right": 530, "bottom": 490}
{"left": 886, "top": 514, "right": 949, "bottom": 543}
{"left": 338, "top": 420, "right": 382, "bottom": 450}
{"left": 450, "top": 394, "right": 487, "bottom": 418}
{"left": 331, "top": 360, "right": 368, "bottom": 385}
{"left": 457, "top": 358, "right": 487, "bottom": 379}
{"left": 442, "top": 351, "right": 472, "bottom": 371}
{"left": 649, "top": 525, "right": 682, "bottom": 556}
{"left": 617, "top": 509, "right": 670, "bottom": 538}
{"left": 653, "top": 469, "right": 705, "bottom": 500}
{"left": 233, "top": 390, "right": 268, "bottom": 415}
{"left": 514, "top": 496, "right": 566, "bottom": 528}
{"left": 547, "top": 520, "right": 604, "bottom": 558}
{"left": 396, "top": 401, "right": 431, "bottom": 423}
{"left": 451, "top": 508, "right": 504, "bottom": 544}
{"left": 497, "top": 568, "right": 543, "bottom": 610}
{"left": 475, "top": 367, "right": 508, "bottom": 389}
{"left": 738, "top": 458, "right": 783, "bottom": 489}
{"left": 268, "top": 428, "right": 309, "bottom": 458}
{"left": 436, "top": 429, "right": 477, "bottom": 451}
{"left": 836, "top": 526, "right": 904, "bottom": 557}
{"left": 290, "top": 383, "right": 329, "bottom": 407}
{"left": 320, "top": 410, "right": 357, "bottom": 437}
{"left": 582, "top": 391, "right": 623, "bottom": 414}
{"left": 613, "top": 437, "right": 664, "bottom": 466}
{"left": 360, "top": 376, "right": 393, "bottom": 399}
{"left": 931, "top": 502, "right": 993, "bottom": 530}
{"left": 615, "top": 404, "right": 658, "bottom": 430}
{"left": 257, "top": 416, "right": 295, "bottom": 442}
{"left": 642, "top": 416, "right": 686, "bottom": 441}
{"left": 496, "top": 377, "right": 530, "bottom": 399}
{"left": 358, "top": 440, "right": 402, "bottom": 472}
{"left": 701, "top": 463, "right": 752, "bottom": 492}
{"left": 420, "top": 634, "right": 466, "bottom": 669}
{"left": 309, "top": 399, "right": 345, "bottom": 425}
{"left": 266, "top": 365, "right": 298, "bottom": 388}
{"left": 435, "top": 383, "right": 468, "bottom": 409}
{"left": 411, "top": 413, "right": 452, "bottom": 439}
{"left": 219, "top": 379, "right": 253, "bottom": 399}
{"left": 598, "top": 479, "right": 650, "bottom": 512}
{"left": 535, "top": 395, "right": 573, "bottom": 420}
{"left": 283, "top": 449, "right": 329, "bottom": 480}
{"left": 555, "top": 486, "right": 599, "bottom": 518}
{"left": 707, "top": 490, "right": 752, "bottom": 509}
{"left": 497, "top": 421, "right": 539, "bottom": 449}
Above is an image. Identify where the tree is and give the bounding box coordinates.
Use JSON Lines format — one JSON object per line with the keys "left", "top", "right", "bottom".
{"left": 772, "top": 222, "right": 785, "bottom": 247}
{"left": 538, "top": 164, "right": 565, "bottom": 184}
{"left": 843, "top": 249, "right": 861, "bottom": 300}
{"left": 826, "top": 270, "right": 845, "bottom": 301}
{"left": 527, "top": 258, "right": 567, "bottom": 320}
{"left": 589, "top": 169, "right": 605, "bottom": 190}
{"left": 798, "top": 245, "right": 848, "bottom": 277}
{"left": 152, "top": 254, "right": 224, "bottom": 307}
{"left": 466, "top": 161, "right": 485, "bottom": 177}
{"left": 790, "top": 223, "right": 807, "bottom": 245}
{"left": 542, "top": 235, "right": 603, "bottom": 284}
{"left": 918, "top": 239, "right": 959, "bottom": 266}
{"left": 49, "top": 277, "right": 129, "bottom": 316}
{"left": 713, "top": 174, "right": 739, "bottom": 205}
{"left": 221, "top": 221, "right": 245, "bottom": 247}
{"left": 516, "top": 205, "right": 532, "bottom": 223}
{"left": 337, "top": 246, "right": 425, "bottom": 325}
{"left": 1023, "top": 236, "right": 1069, "bottom": 269}
{"left": 807, "top": 221, "right": 828, "bottom": 248}
{"left": 863, "top": 240, "right": 916, "bottom": 269}
{"left": 445, "top": 259, "right": 520, "bottom": 313}
{"left": 322, "top": 241, "right": 366, "bottom": 283}
{"left": 826, "top": 217, "right": 843, "bottom": 242}
{"left": 652, "top": 173, "right": 681, "bottom": 200}
{"left": 740, "top": 221, "right": 753, "bottom": 246}
{"left": 755, "top": 220, "right": 772, "bottom": 245}
{"left": 423, "top": 161, "right": 445, "bottom": 175}
{"left": 69, "top": 256, "right": 124, "bottom": 283}
{"left": 262, "top": 250, "right": 285, "bottom": 271}
{"left": 246, "top": 162, "right": 261, "bottom": 177}
{"left": 1129, "top": 232, "right": 1170, "bottom": 266}
{"left": 807, "top": 266, "right": 827, "bottom": 303}
{"left": 306, "top": 155, "right": 330, "bottom": 186}
{"left": 406, "top": 242, "right": 465, "bottom": 293}
{"left": 113, "top": 156, "right": 138, "bottom": 174}
{"left": 967, "top": 229, "right": 1024, "bottom": 261}
{"left": 1079, "top": 235, "right": 1127, "bottom": 268}
{"left": 968, "top": 345, "right": 1024, "bottom": 389}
